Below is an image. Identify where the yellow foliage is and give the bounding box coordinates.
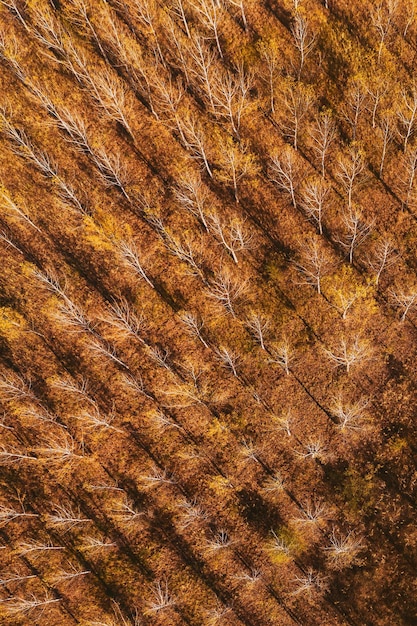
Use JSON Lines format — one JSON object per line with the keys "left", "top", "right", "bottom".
{"left": 0, "top": 306, "right": 23, "bottom": 340}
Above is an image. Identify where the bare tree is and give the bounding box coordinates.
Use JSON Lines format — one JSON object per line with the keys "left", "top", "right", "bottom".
{"left": 191, "top": 0, "right": 224, "bottom": 58}
{"left": 263, "top": 471, "right": 286, "bottom": 493}
{"left": 371, "top": 0, "right": 398, "bottom": 63}
{"left": 269, "top": 529, "right": 292, "bottom": 557}
{"left": 245, "top": 312, "right": 270, "bottom": 350}
{"left": 117, "top": 238, "right": 155, "bottom": 288}
{"left": 0, "top": 189, "right": 41, "bottom": 232}
{"left": 280, "top": 80, "right": 314, "bottom": 150}
{"left": 269, "top": 146, "right": 300, "bottom": 209}
{"left": 1, "top": 592, "right": 61, "bottom": 616}
{"left": 90, "top": 147, "right": 132, "bottom": 199}
{"left": 330, "top": 287, "right": 360, "bottom": 319}
{"left": 102, "top": 298, "right": 145, "bottom": 342}
{"left": 225, "top": 0, "right": 248, "bottom": 30}
{"left": 0, "top": 113, "right": 57, "bottom": 177}
{"left": 176, "top": 112, "right": 213, "bottom": 177}
{"left": 378, "top": 111, "right": 395, "bottom": 176}
{"left": 0, "top": 498, "right": 38, "bottom": 526}
{"left": 294, "top": 238, "right": 333, "bottom": 295}
{"left": 75, "top": 408, "right": 123, "bottom": 433}
{"left": 210, "top": 214, "right": 253, "bottom": 263}
{"left": 140, "top": 465, "right": 176, "bottom": 489}
{"left": 258, "top": 38, "right": 281, "bottom": 114}
{"left": 207, "top": 267, "right": 248, "bottom": 316}
{"left": 339, "top": 206, "right": 372, "bottom": 263}
{"left": 397, "top": 84, "right": 417, "bottom": 152}
{"left": 45, "top": 504, "right": 91, "bottom": 531}
{"left": 212, "top": 63, "right": 253, "bottom": 139}
{"left": 366, "top": 80, "right": 389, "bottom": 129}
{"left": 34, "top": 434, "right": 84, "bottom": 465}
{"left": 324, "top": 527, "right": 363, "bottom": 569}
{"left": 216, "top": 138, "right": 258, "bottom": 203}
{"left": 180, "top": 311, "right": 210, "bottom": 348}
{"left": 295, "top": 437, "right": 327, "bottom": 461}
{"left": 52, "top": 295, "right": 96, "bottom": 335}
{"left": 290, "top": 12, "right": 315, "bottom": 80}
{"left": 294, "top": 499, "right": 330, "bottom": 526}
{"left": 88, "top": 337, "right": 130, "bottom": 370}
{"left": 299, "top": 176, "right": 329, "bottom": 234}
{"left": 330, "top": 395, "right": 370, "bottom": 433}
{"left": 0, "top": 372, "right": 36, "bottom": 401}
{"left": 188, "top": 32, "right": 218, "bottom": 111}
{"left": 390, "top": 288, "right": 417, "bottom": 321}
{"left": 215, "top": 346, "right": 240, "bottom": 377}
{"left": 311, "top": 110, "right": 336, "bottom": 178}
{"left": 336, "top": 145, "right": 366, "bottom": 210}
{"left": 81, "top": 535, "right": 117, "bottom": 551}
{"left": 291, "top": 568, "right": 328, "bottom": 596}
{"left": 269, "top": 338, "right": 293, "bottom": 374}
{"left": 341, "top": 79, "right": 367, "bottom": 142}
{"left": 146, "top": 579, "right": 176, "bottom": 614}
{"left": 169, "top": 0, "right": 191, "bottom": 37}
{"left": 176, "top": 497, "right": 207, "bottom": 530}
{"left": 16, "top": 540, "right": 65, "bottom": 557}
{"left": 366, "top": 238, "right": 398, "bottom": 286}
{"left": 402, "top": 145, "right": 417, "bottom": 207}
{"left": 206, "top": 528, "right": 233, "bottom": 552}
{"left": 174, "top": 170, "right": 210, "bottom": 230}
{"left": 323, "top": 336, "right": 372, "bottom": 372}
{"left": 49, "top": 562, "right": 91, "bottom": 584}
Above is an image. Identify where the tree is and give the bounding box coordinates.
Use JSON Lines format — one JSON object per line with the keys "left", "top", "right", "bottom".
{"left": 311, "top": 110, "right": 336, "bottom": 178}
{"left": 323, "top": 336, "right": 372, "bottom": 372}
{"left": 216, "top": 138, "right": 258, "bottom": 203}
{"left": 402, "top": 145, "right": 417, "bottom": 207}
{"left": 176, "top": 112, "right": 214, "bottom": 177}
{"left": 169, "top": 0, "right": 191, "bottom": 37}
{"left": 1, "top": 592, "right": 61, "bottom": 617}
{"left": 188, "top": 32, "right": 218, "bottom": 111}
{"left": 294, "top": 238, "right": 333, "bottom": 295}
{"left": 291, "top": 568, "right": 328, "bottom": 597}
{"left": 90, "top": 147, "right": 132, "bottom": 199}
{"left": 215, "top": 345, "right": 240, "bottom": 377}
{"left": 299, "top": 176, "right": 330, "bottom": 234}
{"left": 269, "top": 145, "right": 300, "bottom": 209}
{"left": 290, "top": 12, "right": 315, "bottom": 80}
{"left": 338, "top": 206, "right": 372, "bottom": 264}
{"left": 324, "top": 528, "right": 363, "bottom": 569}
{"left": 225, "top": 0, "right": 248, "bottom": 31}
{"left": 341, "top": 78, "right": 367, "bottom": 142}
{"left": 390, "top": 288, "right": 417, "bottom": 321}
{"left": 212, "top": 63, "right": 253, "bottom": 139}
{"left": 245, "top": 312, "right": 270, "bottom": 350}
{"left": 180, "top": 311, "right": 210, "bottom": 348}
{"left": 397, "top": 84, "right": 417, "bottom": 152}
{"left": 336, "top": 145, "right": 366, "bottom": 211}
{"left": 279, "top": 80, "right": 314, "bottom": 150}
{"left": 210, "top": 213, "right": 253, "bottom": 263}
{"left": 366, "top": 238, "right": 398, "bottom": 286}
{"left": 207, "top": 266, "right": 248, "bottom": 316}
{"left": 258, "top": 38, "right": 281, "bottom": 114}
{"left": 0, "top": 189, "right": 41, "bottom": 232}
{"left": 330, "top": 395, "right": 370, "bottom": 433}
{"left": 371, "top": 0, "right": 398, "bottom": 63}
{"left": 377, "top": 111, "right": 395, "bottom": 176}
{"left": 45, "top": 504, "right": 91, "bottom": 530}
{"left": 174, "top": 170, "right": 211, "bottom": 230}
{"left": 117, "top": 238, "right": 155, "bottom": 288}
{"left": 269, "top": 338, "right": 293, "bottom": 374}
{"left": 191, "top": 0, "right": 224, "bottom": 58}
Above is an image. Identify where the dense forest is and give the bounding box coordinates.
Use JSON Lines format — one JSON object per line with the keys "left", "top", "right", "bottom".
{"left": 0, "top": 0, "right": 417, "bottom": 624}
